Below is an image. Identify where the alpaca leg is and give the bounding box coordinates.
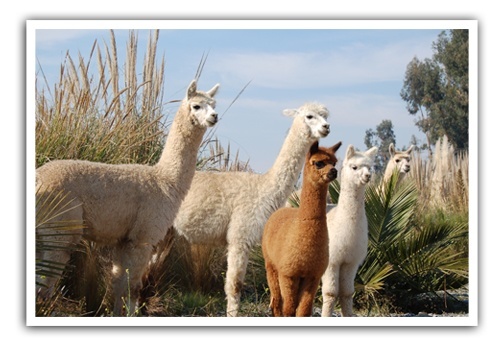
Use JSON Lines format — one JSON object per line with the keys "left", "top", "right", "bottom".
{"left": 296, "top": 277, "right": 321, "bottom": 317}
{"left": 321, "top": 264, "right": 339, "bottom": 317}
{"left": 224, "top": 243, "right": 250, "bottom": 317}
{"left": 112, "top": 242, "right": 153, "bottom": 316}
{"left": 339, "top": 264, "right": 357, "bottom": 317}
{"left": 279, "top": 274, "right": 299, "bottom": 317}
{"left": 265, "top": 262, "right": 282, "bottom": 316}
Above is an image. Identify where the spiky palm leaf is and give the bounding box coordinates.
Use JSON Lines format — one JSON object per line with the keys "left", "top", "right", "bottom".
{"left": 328, "top": 169, "right": 468, "bottom": 308}
{"left": 385, "top": 218, "right": 468, "bottom": 293}
{"left": 35, "top": 187, "right": 86, "bottom": 316}
{"left": 35, "top": 188, "right": 84, "bottom": 283}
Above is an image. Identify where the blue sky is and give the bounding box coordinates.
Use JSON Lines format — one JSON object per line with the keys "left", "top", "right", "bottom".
{"left": 33, "top": 21, "right": 466, "bottom": 173}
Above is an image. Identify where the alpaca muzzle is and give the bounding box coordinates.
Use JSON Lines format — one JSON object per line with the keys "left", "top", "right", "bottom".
{"left": 320, "top": 124, "right": 330, "bottom": 137}
{"left": 327, "top": 168, "right": 337, "bottom": 181}
{"left": 207, "top": 113, "right": 218, "bottom": 126}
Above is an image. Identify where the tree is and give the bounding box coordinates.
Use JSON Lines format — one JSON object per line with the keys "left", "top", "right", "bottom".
{"left": 364, "top": 119, "right": 396, "bottom": 173}
{"left": 401, "top": 29, "right": 469, "bottom": 152}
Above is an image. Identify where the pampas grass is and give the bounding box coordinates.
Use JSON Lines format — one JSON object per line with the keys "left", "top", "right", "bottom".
{"left": 410, "top": 135, "right": 469, "bottom": 215}
{"left": 36, "top": 29, "right": 167, "bottom": 168}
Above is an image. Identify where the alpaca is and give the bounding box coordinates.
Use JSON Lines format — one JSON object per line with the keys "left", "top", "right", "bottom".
{"left": 321, "top": 144, "right": 378, "bottom": 317}
{"left": 262, "top": 141, "right": 341, "bottom": 317}
{"left": 172, "top": 102, "right": 331, "bottom": 316}
{"left": 383, "top": 143, "right": 414, "bottom": 186}
{"left": 35, "top": 80, "right": 220, "bottom": 316}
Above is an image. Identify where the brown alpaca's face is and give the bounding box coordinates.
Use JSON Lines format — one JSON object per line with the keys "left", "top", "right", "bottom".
{"left": 307, "top": 142, "right": 342, "bottom": 184}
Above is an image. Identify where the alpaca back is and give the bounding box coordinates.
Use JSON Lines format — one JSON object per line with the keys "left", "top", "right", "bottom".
{"left": 37, "top": 160, "right": 183, "bottom": 244}
{"left": 174, "top": 170, "right": 268, "bottom": 245}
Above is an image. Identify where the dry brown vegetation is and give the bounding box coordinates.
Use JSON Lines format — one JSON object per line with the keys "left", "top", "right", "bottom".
{"left": 409, "top": 135, "right": 469, "bottom": 216}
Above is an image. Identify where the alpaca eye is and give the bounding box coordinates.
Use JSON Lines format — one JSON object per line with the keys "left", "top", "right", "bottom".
{"left": 395, "top": 159, "right": 400, "bottom": 163}
{"left": 192, "top": 104, "right": 201, "bottom": 110}
{"left": 352, "top": 165, "right": 358, "bottom": 170}
{"left": 315, "top": 161, "right": 325, "bottom": 169}
{"left": 306, "top": 115, "right": 313, "bottom": 120}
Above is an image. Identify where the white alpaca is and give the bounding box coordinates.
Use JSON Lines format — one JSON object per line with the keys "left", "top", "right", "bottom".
{"left": 383, "top": 143, "right": 414, "bottom": 186}
{"left": 35, "top": 80, "right": 219, "bottom": 316}
{"left": 321, "top": 144, "right": 378, "bottom": 317}
{"left": 172, "top": 102, "right": 331, "bottom": 316}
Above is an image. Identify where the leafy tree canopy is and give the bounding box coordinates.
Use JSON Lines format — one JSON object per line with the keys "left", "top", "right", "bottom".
{"left": 364, "top": 119, "right": 396, "bottom": 173}
{"left": 401, "top": 29, "right": 469, "bottom": 152}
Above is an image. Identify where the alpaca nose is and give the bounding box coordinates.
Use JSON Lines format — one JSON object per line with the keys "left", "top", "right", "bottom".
{"left": 327, "top": 168, "right": 337, "bottom": 180}
{"left": 323, "top": 124, "right": 330, "bottom": 131}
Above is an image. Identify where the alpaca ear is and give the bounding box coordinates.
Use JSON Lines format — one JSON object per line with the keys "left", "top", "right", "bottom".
{"left": 309, "top": 141, "right": 319, "bottom": 155}
{"left": 282, "top": 108, "right": 298, "bottom": 117}
{"left": 331, "top": 141, "right": 342, "bottom": 153}
{"left": 207, "top": 83, "right": 220, "bottom": 97}
{"left": 187, "top": 80, "right": 197, "bottom": 99}
{"left": 367, "top": 146, "right": 379, "bottom": 159}
{"left": 346, "top": 144, "right": 355, "bottom": 159}
{"left": 389, "top": 143, "right": 395, "bottom": 157}
{"left": 406, "top": 145, "right": 414, "bottom": 154}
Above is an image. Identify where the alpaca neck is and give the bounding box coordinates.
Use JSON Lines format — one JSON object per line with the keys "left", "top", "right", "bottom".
{"left": 383, "top": 166, "right": 394, "bottom": 182}
{"left": 337, "top": 179, "right": 366, "bottom": 213}
{"left": 384, "top": 166, "right": 405, "bottom": 185}
{"left": 263, "top": 125, "right": 312, "bottom": 199}
{"left": 155, "top": 103, "right": 203, "bottom": 183}
{"left": 299, "top": 180, "right": 329, "bottom": 220}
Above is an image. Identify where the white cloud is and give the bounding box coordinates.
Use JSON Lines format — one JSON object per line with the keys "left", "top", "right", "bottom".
{"left": 210, "top": 37, "right": 434, "bottom": 90}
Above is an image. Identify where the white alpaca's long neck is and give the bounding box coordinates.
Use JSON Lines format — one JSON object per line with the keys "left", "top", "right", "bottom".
{"left": 337, "top": 175, "right": 366, "bottom": 214}
{"left": 263, "top": 124, "right": 312, "bottom": 203}
{"left": 383, "top": 164, "right": 405, "bottom": 185}
{"left": 155, "top": 102, "right": 203, "bottom": 185}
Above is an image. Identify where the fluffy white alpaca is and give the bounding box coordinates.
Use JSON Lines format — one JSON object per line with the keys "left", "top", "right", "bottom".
{"left": 36, "top": 80, "right": 219, "bottom": 316}
{"left": 383, "top": 143, "right": 414, "bottom": 186}
{"left": 321, "top": 144, "right": 378, "bottom": 317}
{"left": 172, "top": 102, "right": 331, "bottom": 316}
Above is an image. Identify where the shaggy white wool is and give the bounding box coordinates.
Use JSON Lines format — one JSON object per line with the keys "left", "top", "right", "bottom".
{"left": 321, "top": 144, "right": 378, "bottom": 317}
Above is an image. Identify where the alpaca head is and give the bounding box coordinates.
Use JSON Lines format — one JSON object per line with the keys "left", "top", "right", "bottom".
{"left": 185, "top": 80, "right": 220, "bottom": 128}
{"left": 283, "top": 102, "right": 330, "bottom": 140}
{"left": 342, "top": 145, "right": 378, "bottom": 186}
{"left": 305, "top": 141, "right": 342, "bottom": 185}
{"left": 388, "top": 143, "right": 414, "bottom": 175}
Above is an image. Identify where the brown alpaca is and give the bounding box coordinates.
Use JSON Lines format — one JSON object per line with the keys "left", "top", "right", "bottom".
{"left": 262, "top": 140, "right": 341, "bottom": 317}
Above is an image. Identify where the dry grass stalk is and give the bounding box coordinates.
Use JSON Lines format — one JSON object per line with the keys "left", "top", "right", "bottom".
{"left": 36, "top": 29, "right": 167, "bottom": 168}
{"left": 409, "top": 135, "right": 468, "bottom": 213}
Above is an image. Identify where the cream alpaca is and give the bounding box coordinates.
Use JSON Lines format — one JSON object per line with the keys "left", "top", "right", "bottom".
{"left": 262, "top": 141, "right": 341, "bottom": 316}
{"left": 36, "top": 80, "right": 219, "bottom": 316}
{"left": 172, "top": 102, "right": 331, "bottom": 316}
{"left": 383, "top": 143, "right": 414, "bottom": 186}
{"left": 321, "top": 144, "right": 378, "bottom": 317}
